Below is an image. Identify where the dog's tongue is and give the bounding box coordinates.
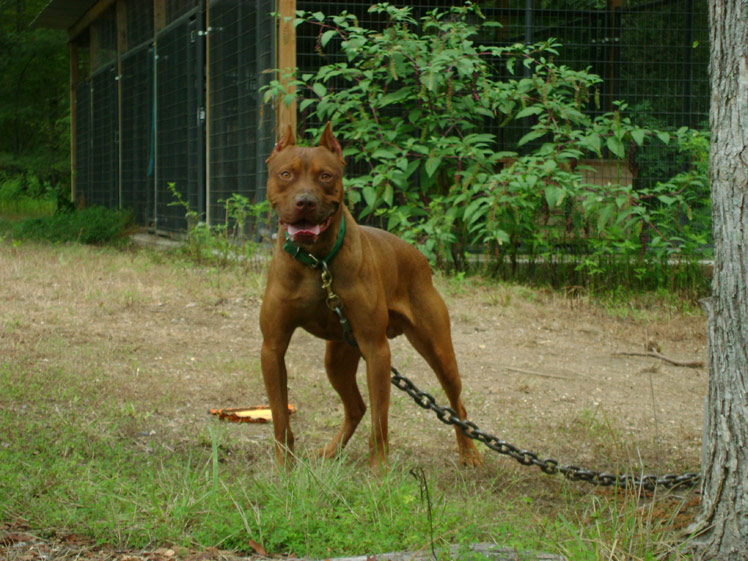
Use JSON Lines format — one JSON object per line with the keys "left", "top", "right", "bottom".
{"left": 288, "top": 222, "right": 321, "bottom": 238}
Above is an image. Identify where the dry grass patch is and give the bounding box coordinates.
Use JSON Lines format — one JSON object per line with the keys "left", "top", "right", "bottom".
{"left": 0, "top": 240, "right": 706, "bottom": 559}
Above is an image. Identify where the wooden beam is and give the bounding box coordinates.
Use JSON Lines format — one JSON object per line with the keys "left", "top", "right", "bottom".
{"left": 154, "top": 0, "right": 166, "bottom": 32}
{"left": 68, "top": 0, "right": 117, "bottom": 41}
{"left": 116, "top": 0, "right": 127, "bottom": 54}
{"left": 276, "top": 0, "right": 297, "bottom": 138}
{"left": 69, "top": 42, "right": 79, "bottom": 204}
{"left": 89, "top": 16, "right": 99, "bottom": 73}
{"left": 116, "top": 0, "right": 125, "bottom": 209}
{"left": 205, "top": 0, "right": 212, "bottom": 225}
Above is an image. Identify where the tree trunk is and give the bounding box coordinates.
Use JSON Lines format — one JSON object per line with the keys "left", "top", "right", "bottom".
{"left": 689, "top": 1, "right": 748, "bottom": 559}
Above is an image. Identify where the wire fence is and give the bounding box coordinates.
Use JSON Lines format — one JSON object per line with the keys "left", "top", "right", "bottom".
{"left": 73, "top": 0, "right": 274, "bottom": 233}
{"left": 295, "top": 0, "right": 708, "bottom": 189}
{"left": 71, "top": 0, "right": 707, "bottom": 233}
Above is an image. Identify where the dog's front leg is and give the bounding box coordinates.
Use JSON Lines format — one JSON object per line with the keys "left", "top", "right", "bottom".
{"left": 260, "top": 332, "right": 294, "bottom": 468}
{"left": 359, "top": 335, "right": 392, "bottom": 470}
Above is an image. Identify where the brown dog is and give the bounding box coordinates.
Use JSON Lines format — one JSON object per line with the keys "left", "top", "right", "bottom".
{"left": 259, "top": 123, "right": 483, "bottom": 469}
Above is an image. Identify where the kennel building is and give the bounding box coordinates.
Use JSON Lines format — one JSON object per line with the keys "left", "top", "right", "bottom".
{"left": 33, "top": 0, "right": 708, "bottom": 233}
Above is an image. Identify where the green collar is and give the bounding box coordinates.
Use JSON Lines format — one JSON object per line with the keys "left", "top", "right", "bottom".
{"left": 283, "top": 214, "right": 346, "bottom": 268}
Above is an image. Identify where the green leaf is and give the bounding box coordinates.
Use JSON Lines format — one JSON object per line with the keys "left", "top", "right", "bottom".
{"left": 312, "top": 83, "right": 327, "bottom": 98}
{"left": 320, "top": 30, "right": 337, "bottom": 48}
{"left": 383, "top": 183, "right": 394, "bottom": 206}
{"left": 515, "top": 106, "right": 543, "bottom": 119}
{"left": 299, "top": 98, "right": 316, "bottom": 112}
{"left": 545, "top": 186, "right": 565, "bottom": 208}
{"left": 606, "top": 135, "right": 625, "bottom": 159}
{"left": 581, "top": 133, "right": 602, "bottom": 154}
{"left": 656, "top": 131, "right": 671, "bottom": 145}
{"left": 362, "top": 186, "right": 377, "bottom": 208}
{"left": 657, "top": 194, "right": 677, "bottom": 205}
{"left": 630, "top": 129, "right": 645, "bottom": 146}
{"left": 371, "top": 149, "right": 396, "bottom": 159}
{"left": 425, "top": 156, "right": 442, "bottom": 178}
{"left": 379, "top": 89, "right": 411, "bottom": 107}
{"left": 518, "top": 130, "right": 546, "bottom": 146}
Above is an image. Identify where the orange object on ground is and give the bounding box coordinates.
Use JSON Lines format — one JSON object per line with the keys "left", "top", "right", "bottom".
{"left": 209, "top": 405, "right": 296, "bottom": 423}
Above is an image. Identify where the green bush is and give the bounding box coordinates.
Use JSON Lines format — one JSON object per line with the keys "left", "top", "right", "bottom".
{"left": 167, "top": 182, "right": 271, "bottom": 268}
{"left": 9, "top": 206, "right": 135, "bottom": 245}
{"left": 264, "top": 2, "right": 710, "bottom": 293}
{"left": 0, "top": 172, "right": 58, "bottom": 218}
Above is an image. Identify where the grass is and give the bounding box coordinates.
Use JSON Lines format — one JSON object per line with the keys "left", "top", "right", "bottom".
{"left": 0, "top": 239, "right": 702, "bottom": 560}
{"left": 0, "top": 205, "right": 136, "bottom": 245}
{"left": 0, "top": 194, "right": 57, "bottom": 219}
{"left": 0, "top": 368, "right": 697, "bottom": 559}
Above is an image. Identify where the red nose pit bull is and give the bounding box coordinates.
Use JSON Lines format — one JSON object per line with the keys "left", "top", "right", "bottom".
{"left": 260, "top": 123, "right": 483, "bottom": 469}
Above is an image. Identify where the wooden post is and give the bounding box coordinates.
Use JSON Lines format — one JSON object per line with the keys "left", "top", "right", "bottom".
{"left": 205, "top": 0, "right": 211, "bottom": 225}
{"left": 116, "top": 0, "right": 127, "bottom": 209}
{"left": 69, "top": 42, "right": 79, "bottom": 204}
{"left": 276, "top": 0, "right": 296, "bottom": 138}
{"left": 90, "top": 17, "right": 99, "bottom": 69}
{"left": 606, "top": 0, "right": 623, "bottom": 111}
{"left": 154, "top": 0, "right": 165, "bottom": 32}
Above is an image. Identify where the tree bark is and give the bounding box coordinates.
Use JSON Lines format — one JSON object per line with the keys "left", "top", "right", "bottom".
{"left": 689, "top": 1, "right": 748, "bottom": 559}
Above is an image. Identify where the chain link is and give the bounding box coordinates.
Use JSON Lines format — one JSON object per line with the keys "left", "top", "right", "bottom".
{"left": 318, "top": 263, "right": 700, "bottom": 491}
{"left": 390, "top": 367, "right": 701, "bottom": 491}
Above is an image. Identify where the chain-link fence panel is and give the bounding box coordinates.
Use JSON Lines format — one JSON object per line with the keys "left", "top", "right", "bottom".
{"left": 74, "top": 79, "right": 91, "bottom": 209}
{"left": 155, "top": 10, "right": 205, "bottom": 232}
{"left": 207, "top": 0, "right": 274, "bottom": 231}
{"left": 121, "top": 44, "right": 155, "bottom": 227}
{"left": 89, "top": 64, "right": 118, "bottom": 209}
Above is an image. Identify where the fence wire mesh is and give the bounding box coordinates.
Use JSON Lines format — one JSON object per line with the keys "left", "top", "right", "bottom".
{"left": 74, "top": 80, "right": 91, "bottom": 207}
{"left": 71, "top": 0, "right": 707, "bottom": 234}
{"left": 121, "top": 45, "right": 155, "bottom": 227}
{"left": 295, "top": 0, "right": 708, "bottom": 189}
{"left": 155, "top": 10, "right": 204, "bottom": 232}
{"left": 208, "top": 0, "right": 275, "bottom": 227}
{"left": 88, "top": 64, "right": 118, "bottom": 209}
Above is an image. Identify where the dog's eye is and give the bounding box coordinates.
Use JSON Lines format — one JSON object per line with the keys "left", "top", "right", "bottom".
{"left": 320, "top": 172, "right": 333, "bottom": 182}
{"left": 279, "top": 170, "right": 292, "bottom": 180}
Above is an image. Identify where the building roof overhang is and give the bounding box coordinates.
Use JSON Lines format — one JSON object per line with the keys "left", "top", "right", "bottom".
{"left": 31, "top": 0, "right": 99, "bottom": 32}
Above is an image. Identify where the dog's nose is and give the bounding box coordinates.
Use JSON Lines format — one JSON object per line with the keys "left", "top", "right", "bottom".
{"left": 295, "top": 193, "right": 317, "bottom": 211}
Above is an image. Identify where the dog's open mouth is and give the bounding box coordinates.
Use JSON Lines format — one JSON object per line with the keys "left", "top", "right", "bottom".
{"left": 282, "top": 214, "right": 333, "bottom": 242}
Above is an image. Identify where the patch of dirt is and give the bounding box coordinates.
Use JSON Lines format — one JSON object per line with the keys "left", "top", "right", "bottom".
{"left": 0, "top": 242, "right": 707, "bottom": 558}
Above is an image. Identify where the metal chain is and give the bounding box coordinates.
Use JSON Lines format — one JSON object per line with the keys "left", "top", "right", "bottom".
{"left": 389, "top": 366, "right": 701, "bottom": 491}
{"left": 319, "top": 264, "right": 700, "bottom": 491}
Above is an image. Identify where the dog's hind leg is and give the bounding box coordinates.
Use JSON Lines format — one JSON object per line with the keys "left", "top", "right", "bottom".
{"left": 404, "top": 294, "right": 484, "bottom": 467}
{"left": 317, "top": 340, "right": 366, "bottom": 459}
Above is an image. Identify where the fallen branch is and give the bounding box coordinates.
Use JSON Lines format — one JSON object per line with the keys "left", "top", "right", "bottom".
{"left": 506, "top": 366, "right": 575, "bottom": 380}
{"left": 615, "top": 350, "right": 704, "bottom": 369}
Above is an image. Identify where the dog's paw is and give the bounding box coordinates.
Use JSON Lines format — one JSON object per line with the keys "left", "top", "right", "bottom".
{"left": 459, "top": 445, "right": 484, "bottom": 468}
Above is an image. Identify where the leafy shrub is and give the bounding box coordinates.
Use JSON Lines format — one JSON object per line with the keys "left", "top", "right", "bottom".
{"left": 264, "top": 2, "right": 710, "bottom": 293}
{"left": 167, "top": 182, "right": 271, "bottom": 268}
{"left": 10, "top": 206, "right": 135, "bottom": 245}
{"left": 0, "top": 172, "right": 58, "bottom": 218}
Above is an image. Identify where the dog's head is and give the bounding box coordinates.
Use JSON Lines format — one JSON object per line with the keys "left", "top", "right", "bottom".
{"left": 265, "top": 123, "right": 345, "bottom": 246}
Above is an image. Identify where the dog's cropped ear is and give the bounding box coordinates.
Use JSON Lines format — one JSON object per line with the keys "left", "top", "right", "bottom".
{"left": 318, "top": 122, "right": 345, "bottom": 165}
{"left": 266, "top": 125, "right": 296, "bottom": 162}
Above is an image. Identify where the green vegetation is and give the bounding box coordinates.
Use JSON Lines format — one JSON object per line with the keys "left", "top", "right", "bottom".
{"left": 0, "top": 359, "right": 696, "bottom": 559}
{"left": 167, "top": 182, "right": 271, "bottom": 269}
{"left": 0, "top": 1, "right": 70, "bottom": 205}
{"left": 0, "top": 173, "right": 58, "bottom": 218}
{"left": 2, "top": 206, "right": 135, "bottom": 245}
{"left": 0, "top": 242, "right": 703, "bottom": 560}
{"left": 264, "top": 3, "right": 710, "bottom": 296}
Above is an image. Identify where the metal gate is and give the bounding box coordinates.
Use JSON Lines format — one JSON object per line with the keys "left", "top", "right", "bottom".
{"left": 89, "top": 64, "right": 118, "bottom": 209}
{"left": 120, "top": 44, "right": 155, "bottom": 227}
{"left": 154, "top": 8, "right": 205, "bottom": 232}
{"left": 206, "top": 0, "right": 275, "bottom": 228}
